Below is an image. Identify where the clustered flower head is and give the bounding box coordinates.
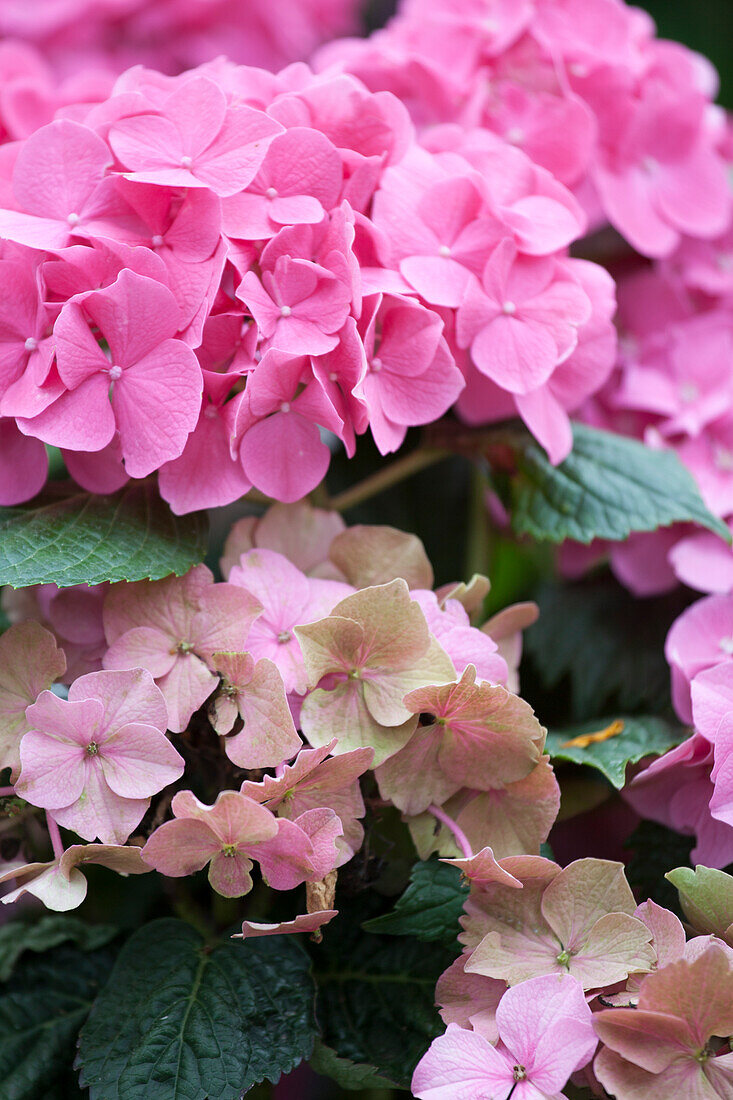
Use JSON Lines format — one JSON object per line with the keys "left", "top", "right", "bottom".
{"left": 412, "top": 853, "right": 733, "bottom": 1099}
{"left": 0, "top": 0, "right": 360, "bottom": 87}
{"left": 0, "top": 26, "right": 625, "bottom": 509}
{"left": 0, "top": 503, "right": 550, "bottom": 934}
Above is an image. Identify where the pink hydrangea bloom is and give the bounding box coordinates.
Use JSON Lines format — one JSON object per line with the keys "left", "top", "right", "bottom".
{"left": 412, "top": 974, "right": 597, "bottom": 1100}
{"left": 461, "top": 856, "right": 656, "bottom": 990}
{"left": 241, "top": 739, "right": 372, "bottom": 864}
{"left": 142, "top": 788, "right": 342, "bottom": 896}
{"left": 103, "top": 565, "right": 262, "bottom": 732}
{"left": 209, "top": 650, "right": 302, "bottom": 769}
{"left": 227, "top": 548, "right": 353, "bottom": 695}
{"left": 594, "top": 944, "right": 733, "bottom": 1099}
{"left": 16, "top": 669, "right": 183, "bottom": 844}
{"left": 666, "top": 593, "right": 733, "bottom": 723}
{"left": 374, "top": 666, "right": 544, "bottom": 815}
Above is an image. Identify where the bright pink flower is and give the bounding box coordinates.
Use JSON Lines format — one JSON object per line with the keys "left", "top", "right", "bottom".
{"left": 109, "top": 76, "right": 283, "bottom": 197}
{"left": 355, "top": 294, "right": 464, "bottom": 454}
{"left": 372, "top": 169, "right": 500, "bottom": 308}
{"left": 16, "top": 669, "right": 183, "bottom": 844}
{"left": 103, "top": 565, "right": 262, "bottom": 733}
{"left": 412, "top": 974, "right": 597, "bottom": 1100}
{"left": 592, "top": 85, "right": 730, "bottom": 259}
{"left": 222, "top": 126, "right": 343, "bottom": 240}
{"left": 665, "top": 593, "right": 733, "bottom": 723}
{"left": 0, "top": 418, "right": 47, "bottom": 504}
{"left": 238, "top": 255, "right": 352, "bottom": 356}
{"left": 625, "top": 733, "right": 733, "bottom": 869}
{"left": 0, "top": 119, "right": 125, "bottom": 250}
{"left": 227, "top": 548, "right": 353, "bottom": 694}
{"left": 0, "top": 256, "right": 55, "bottom": 411}
{"left": 457, "top": 240, "right": 591, "bottom": 395}
{"left": 232, "top": 351, "right": 343, "bottom": 502}
{"left": 17, "top": 270, "right": 203, "bottom": 478}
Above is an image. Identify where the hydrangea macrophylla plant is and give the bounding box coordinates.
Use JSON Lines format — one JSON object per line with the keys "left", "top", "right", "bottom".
{"left": 1, "top": 0, "right": 733, "bottom": 1090}
{"left": 412, "top": 974, "right": 598, "bottom": 1100}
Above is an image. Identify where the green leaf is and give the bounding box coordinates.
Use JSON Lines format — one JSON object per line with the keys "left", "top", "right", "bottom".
{"left": 665, "top": 865, "right": 733, "bottom": 942}
{"left": 525, "top": 578, "right": 690, "bottom": 719}
{"left": 546, "top": 716, "right": 686, "bottom": 789}
{"left": 77, "top": 918, "right": 317, "bottom": 1099}
{"left": 363, "top": 859, "right": 468, "bottom": 946}
{"left": 0, "top": 914, "right": 118, "bottom": 981}
{"left": 509, "top": 422, "right": 730, "bottom": 544}
{"left": 309, "top": 1039, "right": 399, "bottom": 1091}
{"left": 310, "top": 905, "right": 455, "bottom": 1089}
{"left": 0, "top": 484, "right": 207, "bottom": 588}
{"left": 0, "top": 941, "right": 116, "bottom": 1100}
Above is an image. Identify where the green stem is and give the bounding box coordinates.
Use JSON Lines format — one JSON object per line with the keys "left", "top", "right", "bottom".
{"left": 464, "top": 463, "right": 492, "bottom": 582}
{"left": 329, "top": 448, "right": 450, "bottom": 512}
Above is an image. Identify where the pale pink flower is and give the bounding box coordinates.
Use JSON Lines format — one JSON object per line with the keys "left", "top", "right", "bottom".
{"left": 142, "top": 789, "right": 341, "bottom": 896}
{"left": 0, "top": 842, "right": 149, "bottom": 912}
{"left": 0, "top": 417, "right": 47, "bottom": 504}
{"left": 209, "top": 651, "right": 302, "bottom": 770}
{"left": 374, "top": 666, "right": 544, "bottom": 815}
{"left": 103, "top": 565, "right": 262, "bottom": 733}
{"left": 234, "top": 909, "right": 338, "bottom": 939}
{"left": 462, "top": 856, "right": 656, "bottom": 990}
{"left": 220, "top": 502, "right": 346, "bottom": 581}
{"left": 594, "top": 944, "right": 733, "bottom": 1099}
{"left": 16, "top": 669, "right": 183, "bottom": 844}
{"left": 412, "top": 974, "right": 597, "bottom": 1099}
{"left": 241, "top": 739, "right": 373, "bottom": 864}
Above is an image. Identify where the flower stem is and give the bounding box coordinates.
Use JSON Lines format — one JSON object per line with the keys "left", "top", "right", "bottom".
{"left": 46, "top": 812, "right": 65, "bottom": 860}
{"left": 428, "top": 803, "right": 473, "bottom": 859}
{"left": 329, "top": 447, "right": 450, "bottom": 512}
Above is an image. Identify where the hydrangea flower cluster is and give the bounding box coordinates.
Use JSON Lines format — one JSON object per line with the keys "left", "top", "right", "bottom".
{"left": 0, "top": 503, "right": 552, "bottom": 927}
{"left": 0, "top": 0, "right": 359, "bottom": 83}
{"left": 414, "top": 863, "right": 733, "bottom": 1099}
{"left": 0, "top": 38, "right": 622, "bottom": 509}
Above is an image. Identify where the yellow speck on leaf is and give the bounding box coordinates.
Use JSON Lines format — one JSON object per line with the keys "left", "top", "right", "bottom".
{"left": 561, "top": 719, "right": 625, "bottom": 749}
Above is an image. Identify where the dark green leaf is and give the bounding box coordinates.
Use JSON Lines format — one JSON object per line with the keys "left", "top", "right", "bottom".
{"left": 77, "top": 918, "right": 317, "bottom": 1099}
{"left": 0, "top": 484, "right": 207, "bottom": 588}
{"left": 0, "top": 915, "right": 117, "bottom": 981}
{"left": 363, "top": 860, "right": 468, "bottom": 946}
{"left": 625, "top": 821, "right": 695, "bottom": 913}
{"left": 0, "top": 941, "right": 115, "bottom": 1100}
{"left": 310, "top": 905, "right": 454, "bottom": 1089}
{"left": 309, "top": 1040, "right": 399, "bottom": 1091}
{"left": 525, "top": 578, "right": 689, "bottom": 720}
{"left": 510, "top": 422, "right": 730, "bottom": 544}
{"left": 546, "top": 716, "right": 686, "bottom": 788}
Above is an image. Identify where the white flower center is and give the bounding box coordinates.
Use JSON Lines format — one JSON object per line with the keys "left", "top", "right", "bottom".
{"left": 502, "top": 300, "right": 517, "bottom": 315}
{"left": 719, "top": 636, "right": 733, "bottom": 655}
{"left": 438, "top": 245, "right": 452, "bottom": 258}
{"left": 24, "top": 337, "right": 38, "bottom": 351}
{"left": 280, "top": 305, "right": 292, "bottom": 317}
{"left": 151, "top": 234, "right": 165, "bottom": 248}
{"left": 67, "top": 212, "right": 80, "bottom": 226}
{"left": 180, "top": 155, "right": 193, "bottom": 169}
{"left": 265, "top": 187, "right": 278, "bottom": 199}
